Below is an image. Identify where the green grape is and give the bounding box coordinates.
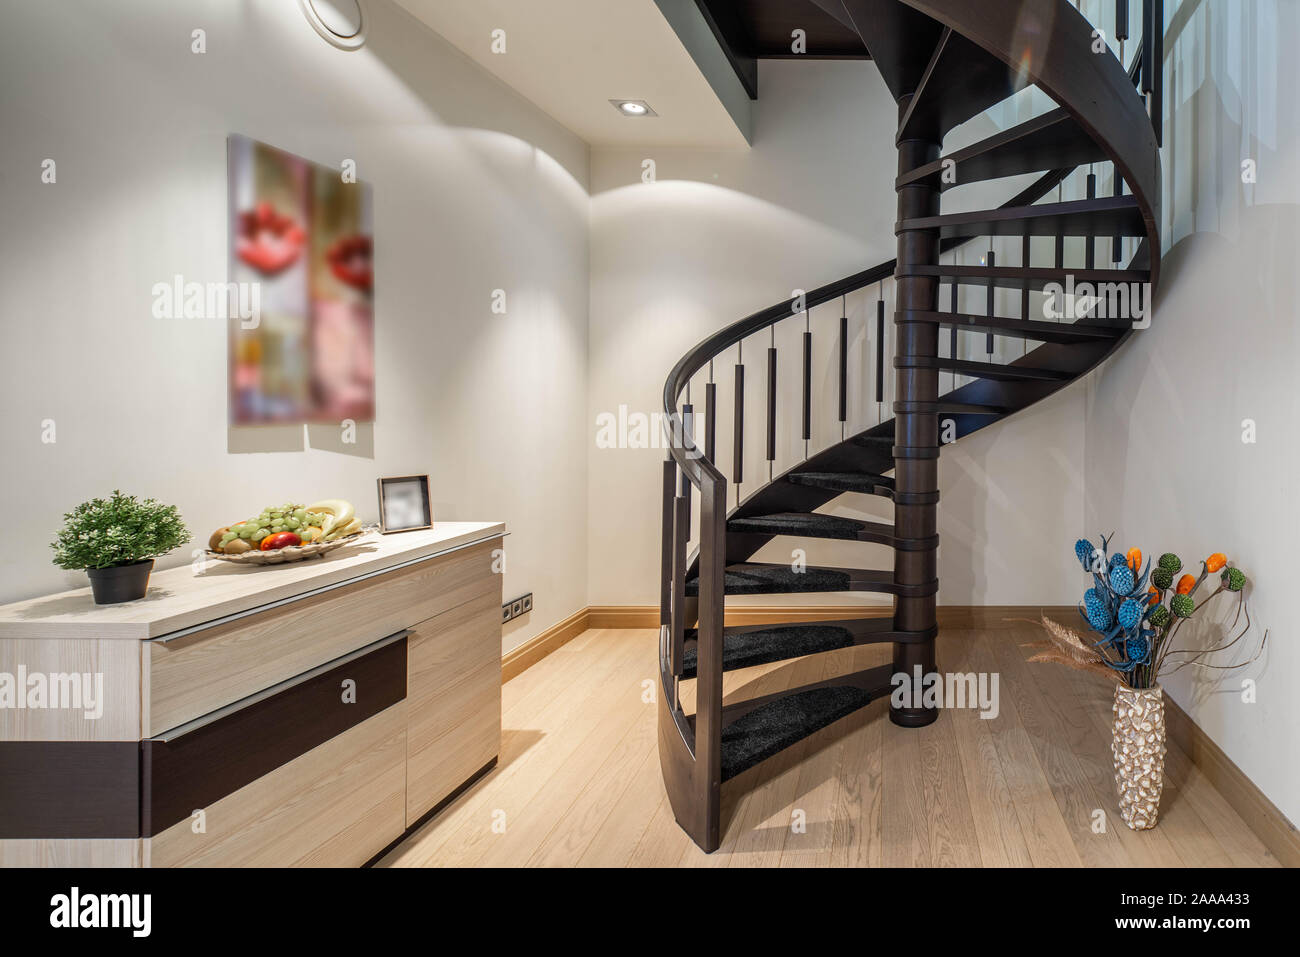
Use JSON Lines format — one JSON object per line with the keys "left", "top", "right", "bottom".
{"left": 293, "top": 509, "right": 307, "bottom": 521}
{"left": 221, "top": 532, "right": 238, "bottom": 544}
{"left": 286, "top": 518, "right": 301, "bottom": 530}
{"left": 239, "top": 526, "right": 256, "bottom": 539}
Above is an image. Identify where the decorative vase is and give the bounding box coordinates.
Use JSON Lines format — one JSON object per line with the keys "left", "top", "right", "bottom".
{"left": 86, "top": 559, "right": 154, "bottom": 605}
{"left": 1111, "top": 683, "right": 1167, "bottom": 830}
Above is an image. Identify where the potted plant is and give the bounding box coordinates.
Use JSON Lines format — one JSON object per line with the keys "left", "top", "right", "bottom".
{"left": 51, "top": 490, "right": 191, "bottom": 604}
{"left": 1026, "top": 535, "right": 1265, "bottom": 830}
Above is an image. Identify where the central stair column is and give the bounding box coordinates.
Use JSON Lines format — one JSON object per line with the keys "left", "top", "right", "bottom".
{"left": 891, "top": 95, "right": 940, "bottom": 727}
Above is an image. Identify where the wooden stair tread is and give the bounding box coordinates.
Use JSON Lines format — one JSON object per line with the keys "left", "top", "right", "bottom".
{"left": 901, "top": 310, "right": 1128, "bottom": 343}
{"left": 903, "top": 356, "right": 1073, "bottom": 382}
{"left": 899, "top": 195, "right": 1145, "bottom": 238}
{"left": 905, "top": 264, "right": 1149, "bottom": 291}
{"left": 897, "top": 108, "right": 1108, "bottom": 190}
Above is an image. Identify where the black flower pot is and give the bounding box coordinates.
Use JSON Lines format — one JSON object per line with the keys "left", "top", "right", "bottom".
{"left": 86, "top": 559, "right": 154, "bottom": 604}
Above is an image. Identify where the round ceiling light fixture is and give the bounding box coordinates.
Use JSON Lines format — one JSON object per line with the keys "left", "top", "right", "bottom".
{"left": 299, "top": 0, "right": 367, "bottom": 51}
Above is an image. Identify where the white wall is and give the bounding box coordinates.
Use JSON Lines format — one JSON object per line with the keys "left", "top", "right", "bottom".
{"left": 587, "top": 59, "right": 1089, "bottom": 608}
{"left": 1084, "top": 0, "right": 1300, "bottom": 826}
{"left": 0, "top": 0, "right": 591, "bottom": 654}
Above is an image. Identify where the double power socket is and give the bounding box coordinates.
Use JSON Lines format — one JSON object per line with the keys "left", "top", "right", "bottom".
{"left": 502, "top": 591, "right": 533, "bottom": 623}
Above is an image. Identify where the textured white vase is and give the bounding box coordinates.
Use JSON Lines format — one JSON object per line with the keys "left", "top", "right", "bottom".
{"left": 1112, "top": 684, "right": 1167, "bottom": 830}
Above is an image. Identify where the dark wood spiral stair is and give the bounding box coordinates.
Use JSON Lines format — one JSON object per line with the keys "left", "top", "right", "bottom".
{"left": 659, "top": 0, "right": 1163, "bottom": 852}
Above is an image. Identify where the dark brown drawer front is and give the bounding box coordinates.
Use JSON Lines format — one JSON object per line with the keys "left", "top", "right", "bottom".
{"left": 0, "top": 742, "right": 139, "bottom": 839}
{"left": 142, "top": 634, "right": 406, "bottom": 837}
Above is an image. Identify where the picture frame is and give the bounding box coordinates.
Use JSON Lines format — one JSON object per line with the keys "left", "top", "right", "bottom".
{"left": 376, "top": 475, "right": 433, "bottom": 534}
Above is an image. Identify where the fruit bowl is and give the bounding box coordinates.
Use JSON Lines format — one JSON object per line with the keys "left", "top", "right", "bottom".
{"left": 206, "top": 530, "right": 368, "bottom": 566}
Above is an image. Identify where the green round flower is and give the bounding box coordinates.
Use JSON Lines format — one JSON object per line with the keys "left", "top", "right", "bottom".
{"left": 1151, "top": 567, "right": 1173, "bottom": 590}
{"left": 1170, "top": 593, "right": 1195, "bottom": 618}
{"left": 1221, "top": 567, "right": 1246, "bottom": 592}
{"left": 1149, "top": 604, "right": 1171, "bottom": 627}
{"left": 1158, "top": 552, "right": 1182, "bottom": 575}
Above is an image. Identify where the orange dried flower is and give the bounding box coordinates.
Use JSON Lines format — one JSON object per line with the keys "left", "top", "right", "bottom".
{"left": 1176, "top": 574, "right": 1196, "bottom": 595}
{"left": 1146, "top": 586, "right": 1160, "bottom": 606}
{"left": 1205, "top": 553, "right": 1227, "bottom": 573}
{"left": 1126, "top": 547, "right": 1142, "bottom": 573}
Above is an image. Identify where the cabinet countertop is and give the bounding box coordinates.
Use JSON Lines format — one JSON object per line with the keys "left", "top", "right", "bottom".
{"left": 0, "top": 522, "right": 505, "bottom": 641}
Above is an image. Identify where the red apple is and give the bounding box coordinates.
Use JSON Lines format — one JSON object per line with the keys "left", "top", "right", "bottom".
{"left": 259, "top": 532, "right": 302, "bottom": 551}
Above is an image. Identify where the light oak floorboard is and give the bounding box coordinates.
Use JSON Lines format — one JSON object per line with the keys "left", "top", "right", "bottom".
{"left": 381, "top": 625, "right": 1277, "bottom": 867}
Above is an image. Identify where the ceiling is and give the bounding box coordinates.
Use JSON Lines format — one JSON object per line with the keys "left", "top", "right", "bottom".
{"left": 698, "top": 0, "right": 869, "bottom": 59}
{"left": 394, "top": 0, "right": 751, "bottom": 149}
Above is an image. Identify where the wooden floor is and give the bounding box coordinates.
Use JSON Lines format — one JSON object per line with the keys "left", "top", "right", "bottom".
{"left": 379, "top": 624, "right": 1279, "bottom": 867}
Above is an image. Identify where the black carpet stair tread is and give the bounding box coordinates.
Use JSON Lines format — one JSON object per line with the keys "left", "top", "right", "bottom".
{"left": 680, "top": 623, "right": 855, "bottom": 679}
{"left": 900, "top": 310, "right": 1127, "bottom": 344}
{"left": 905, "top": 263, "right": 1149, "bottom": 291}
{"left": 680, "top": 617, "right": 930, "bottom": 680}
{"left": 896, "top": 108, "right": 1106, "bottom": 191}
{"left": 786, "top": 471, "right": 895, "bottom": 495}
{"left": 899, "top": 195, "right": 1145, "bottom": 238}
{"left": 685, "top": 562, "right": 934, "bottom": 597}
{"left": 719, "top": 685, "right": 878, "bottom": 782}
{"left": 727, "top": 512, "right": 894, "bottom": 542}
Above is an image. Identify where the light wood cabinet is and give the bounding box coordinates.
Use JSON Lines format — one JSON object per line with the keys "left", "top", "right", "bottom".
{"left": 0, "top": 524, "right": 505, "bottom": 868}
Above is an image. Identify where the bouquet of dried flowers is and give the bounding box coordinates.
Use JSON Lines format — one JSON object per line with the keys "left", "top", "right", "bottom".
{"left": 1029, "top": 534, "right": 1264, "bottom": 689}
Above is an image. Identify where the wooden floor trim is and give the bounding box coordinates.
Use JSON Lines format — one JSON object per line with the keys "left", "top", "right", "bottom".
{"left": 1164, "top": 696, "right": 1300, "bottom": 868}
{"left": 501, "top": 607, "right": 589, "bottom": 683}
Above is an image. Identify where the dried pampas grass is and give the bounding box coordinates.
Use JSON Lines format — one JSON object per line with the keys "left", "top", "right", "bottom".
{"left": 1023, "top": 613, "right": 1116, "bottom": 681}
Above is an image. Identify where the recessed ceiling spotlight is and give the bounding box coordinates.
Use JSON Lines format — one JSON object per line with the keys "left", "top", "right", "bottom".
{"left": 610, "top": 99, "right": 657, "bottom": 117}
{"left": 299, "top": 0, "right": 367, "bottom": 51}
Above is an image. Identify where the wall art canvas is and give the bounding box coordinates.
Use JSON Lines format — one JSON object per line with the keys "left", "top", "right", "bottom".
{"left": 227, "top": 134, "right": 374, "bottom": 425}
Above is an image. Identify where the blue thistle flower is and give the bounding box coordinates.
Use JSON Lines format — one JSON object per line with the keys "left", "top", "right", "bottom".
{"left": 1108, "top": 552, "right": 1127, "bottom": 570}
{"left": 1109, "top": 563, "right": 1135, "bottom": 594}
{"left": 1126, "top": 635, "right": 1150, "bottom": 663}
{"left": 1118, "top": 598, "right": 1143, "bottom": 629}
{"left": 1084, "top": 591, "right": 1114, "bottom": 630}
{"left": 1074, "top": 538, "right": 1094, "bottom": 570}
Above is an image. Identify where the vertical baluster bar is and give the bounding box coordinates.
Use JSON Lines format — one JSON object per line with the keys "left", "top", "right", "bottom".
{"left": 679, "top": 403, "right": 693, "bottom": 528}
{"left": 1141, "top": 0, "right": 1154, "bottom": 95}
{"left": 766, "top": 346, "right": 777, "bottom": 462}
{"left": 669, "top": 494, "right": 688, "bottom": 688}
{"left": 838, "top": 310, "right": 848, "bottom": 424}
{"left": 1113, "top": 170, "right": 1124, "bottom": 263}
{"left": 733, "top": 350, "right": 744, "bottom": 492}
{"left": 875, "top": 296, "right": 885, "bottom": 405}
{"left": 660, "top": 459, "right": 675, "bottom": 631}
{"left": 985, "top": 249, "right": 995, "bottom": 354}
{"left": 949, "top": 260, "right": 958, "bottom": 387}
{"left": 1086, "top": 171, "right": 1097, "bottom": 272}
{"left": 1151, "top": 0, "right": 1163, "bottom": 146}
{"left": 704, "top": 382, "right": 716, "bottom": 462}
{"left": 802, "top": 331, "right": 812, "bottom": 442}
{"left": 1117, "top": 0, "right": 1129, "bottom": 41}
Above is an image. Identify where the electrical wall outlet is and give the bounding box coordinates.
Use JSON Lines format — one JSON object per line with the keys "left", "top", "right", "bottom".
{"left": 502, "top": 592, "right": 533, "bottom": 623}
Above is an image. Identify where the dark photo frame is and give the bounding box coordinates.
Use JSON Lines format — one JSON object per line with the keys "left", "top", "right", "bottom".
{"left": 376, "top": 475, "right": 432, "bottom": 534}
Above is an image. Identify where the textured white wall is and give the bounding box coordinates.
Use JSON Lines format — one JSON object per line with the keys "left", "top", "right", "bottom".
{"left": 587, "top": 59, "right": 1089, "bottom": 608}
{"left": 0, "top": 0, "right": 591, "bottom": 654}
{"left": 1083, "top": 0, "right": 1300, "bottom": 828}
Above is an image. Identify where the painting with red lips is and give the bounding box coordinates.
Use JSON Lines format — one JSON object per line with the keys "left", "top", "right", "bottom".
{"left": 227, "top": 134, "right": 374, "bottom": 426}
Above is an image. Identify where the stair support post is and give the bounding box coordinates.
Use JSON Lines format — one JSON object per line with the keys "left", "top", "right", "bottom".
{"left": 891, "top": 99, "right": 940, "bottom": 728}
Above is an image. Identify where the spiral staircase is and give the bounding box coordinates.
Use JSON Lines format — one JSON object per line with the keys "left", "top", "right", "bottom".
{"left": 658, "top": 0, "right": 1164, "bottom": 852}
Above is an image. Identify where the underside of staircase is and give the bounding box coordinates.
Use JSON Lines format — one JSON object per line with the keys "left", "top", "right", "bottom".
{"left": 659, "top": 0, "right": 1163, "bottom": 852}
